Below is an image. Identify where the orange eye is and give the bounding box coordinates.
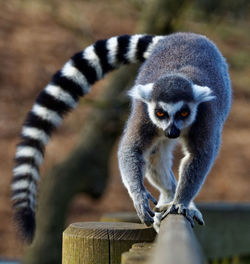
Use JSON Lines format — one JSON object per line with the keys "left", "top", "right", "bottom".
{"left": 156, "top": 111, "right": 165, "bottom": 117}
{"left": 180, "top": 111, "right": 189, "bottom": 117}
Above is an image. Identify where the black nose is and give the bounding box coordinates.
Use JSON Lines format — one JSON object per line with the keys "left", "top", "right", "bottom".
{"left": 165, "top": 126, "right": 180, "bottom": 139}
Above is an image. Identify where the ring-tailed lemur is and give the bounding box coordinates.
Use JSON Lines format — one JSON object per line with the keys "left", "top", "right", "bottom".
{"left": 11, "top": 32, "right": 231, "bottom": 241}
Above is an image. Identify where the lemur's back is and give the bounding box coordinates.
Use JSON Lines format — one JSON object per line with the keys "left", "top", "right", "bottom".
{"left": 136, "top": 33, "right": 231, "bottom": 119}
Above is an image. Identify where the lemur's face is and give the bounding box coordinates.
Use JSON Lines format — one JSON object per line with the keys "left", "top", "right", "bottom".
{"left": 128, "top": 74, "right": 215, "bottom": 139}
{"left": 146, "top": 100, "right": 198, "bottom": 138}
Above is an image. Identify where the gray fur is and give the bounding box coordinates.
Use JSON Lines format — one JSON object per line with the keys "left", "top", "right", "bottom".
{"left": 118, "top": 32, "right": 231, "bottom": 229}
{"left": 12, "top": 32, "right": 231, "bottom": 239}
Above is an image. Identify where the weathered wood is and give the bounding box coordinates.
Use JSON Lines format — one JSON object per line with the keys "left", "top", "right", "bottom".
{"left": 62, "top": 222, "right": 156, "bottom": 264}
{"left": 121, "top": 251, "right": 149, "bottom": 264}
{"left": 121, "top": 243, "right": 154, "bottom": 264}
{"left": 131, "top": 242, "right": 154, "bottom": 250}
{"left": 129, "top": 243, "right": 154, "bottom": 254}
{"left": 102, "top": 203, "right": 250, "bottom": 259}
{"left": 100, "top": 212, "right": 140, "bottom": 223}
{"left": 147, "top": 214, "right": 205, "bottom": 264}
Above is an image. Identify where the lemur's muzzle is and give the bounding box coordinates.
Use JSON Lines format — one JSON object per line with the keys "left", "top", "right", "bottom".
{"left": 165, "top": 125, "right": 180, "bottom": 139}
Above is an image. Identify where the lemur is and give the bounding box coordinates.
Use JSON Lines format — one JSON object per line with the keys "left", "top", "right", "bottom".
{"left": 11, "top": 33, "right": 231, "bottom": 240}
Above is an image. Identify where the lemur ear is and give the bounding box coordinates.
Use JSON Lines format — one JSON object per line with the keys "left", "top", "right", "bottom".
{"left": 193, "top": 84, "right": 216, "bottom": 103}
{"left": 128, "top": 83, "right": 154, "bottom": 102}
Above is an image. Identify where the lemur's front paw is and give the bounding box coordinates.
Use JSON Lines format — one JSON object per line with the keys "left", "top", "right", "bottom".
{"left": 155, "top": 202, "right": 204, "bottom": 228}
{"left": 133, "top": 190, "right": 157, "bottom": 226}
{"left": 153, "top": 202, "right": 173, "bottom": 233}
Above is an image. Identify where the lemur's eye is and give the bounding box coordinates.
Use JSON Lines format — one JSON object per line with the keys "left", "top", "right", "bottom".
{"left": 176, "top": 107, "right": 190, "bottom": 119}
{"left": 155, "top": 109, "right": 167, "bottom": 119}
{"left": 180, "top": 111, "right": 189, "bottom": 117}
{"left": 156, "top": 111, "right": 164, "bottom": 117}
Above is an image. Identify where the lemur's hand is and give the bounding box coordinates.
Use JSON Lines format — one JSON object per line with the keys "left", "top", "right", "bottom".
{"left": 155, "top": 202, "right": 204, "bottom": 227}
{"left": 132, "top": 189, "right": 157, "bottom": 226}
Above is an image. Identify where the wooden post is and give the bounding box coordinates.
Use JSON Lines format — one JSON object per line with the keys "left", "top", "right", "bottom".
{"left": 62, "top": 222, "right": 156, "bottom": 264}
{"left": 147, "top": 214, "right": 205, "bottom": 264}
{"left": 121, "top": 243, "right": 154, "bottom": 264}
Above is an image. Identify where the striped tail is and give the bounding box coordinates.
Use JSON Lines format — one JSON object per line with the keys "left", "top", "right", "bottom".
{"left": 11, "top": 34, "right": 164, "bottom": 241}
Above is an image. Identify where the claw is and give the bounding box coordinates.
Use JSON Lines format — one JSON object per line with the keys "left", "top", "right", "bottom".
{"left": 162, "top": 204, "right": 176, "bottom": 219}
{"left": 194, "top": 212, "right": 205, "bottom": 225}
{"left": 132, "top": 189, "right": 156, "bottom": 227}
{"left": 143, "top": 210, "right": 154, "bottom": 226}
{"left": 185, "top": 213, "right": 195, "bottom": 228}
{"left": 147, "top": 192, "right": 157, "bottom": 205}
{"left": 146, "top": 217, "right": 154, "bottom": 226}
{"left": 145, "top": 203, "right": 155, "bottom": 217}
{"left": 148, "top": 210, "right": 155, "bottom": 217}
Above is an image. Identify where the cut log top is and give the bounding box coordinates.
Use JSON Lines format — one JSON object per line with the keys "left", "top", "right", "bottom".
{"left": 64, "top": 222, "right": 156, "bottom": 240}
{"left": 62, "top": 222, "right": 156, "bottom": 264}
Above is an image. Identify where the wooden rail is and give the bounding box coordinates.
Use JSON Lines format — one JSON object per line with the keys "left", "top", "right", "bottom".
{"left": 108, "top": 203, "right": 250, "bottom": 260}
{"left": 147, "top": 214, "right": 205, "bottom": 264}
{"left": 62, "top": 203, "right": 250, "bottom": 263}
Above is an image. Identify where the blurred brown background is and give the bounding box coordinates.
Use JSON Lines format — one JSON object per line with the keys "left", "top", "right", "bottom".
{"left": 0, "top": 0, "right": 249, "bottom": 260}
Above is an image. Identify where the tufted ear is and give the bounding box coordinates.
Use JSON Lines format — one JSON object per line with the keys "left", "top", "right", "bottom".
{"left": 193, "top": 84, "right": 216, "bottom": 103}
{"left": 127, "top": 83, "right": 154, "bottom": 102}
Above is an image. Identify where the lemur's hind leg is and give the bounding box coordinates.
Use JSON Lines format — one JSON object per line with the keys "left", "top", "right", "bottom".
{"left": 145, "top": 140, "right": 177, "bottom": 232}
